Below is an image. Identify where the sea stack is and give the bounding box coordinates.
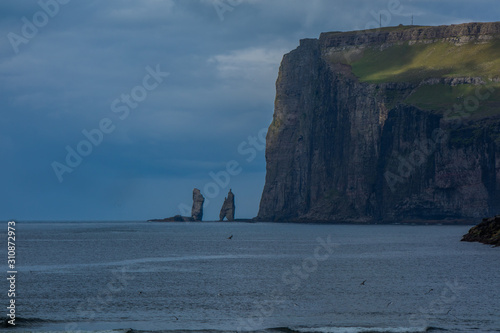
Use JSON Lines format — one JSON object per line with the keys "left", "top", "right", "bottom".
{"left": 191, "top": 188, "right": 205, "bottom": 221}
{"left": 219, "top": 189, "right": 235, "bottom": 221}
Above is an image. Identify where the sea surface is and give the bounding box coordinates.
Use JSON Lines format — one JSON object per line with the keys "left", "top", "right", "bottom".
{"left": 1, "top": 221, "right": 499, "bottom": 333}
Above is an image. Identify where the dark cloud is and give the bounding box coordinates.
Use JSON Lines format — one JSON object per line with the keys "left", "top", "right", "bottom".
{"left": 1, "top": 0, "right": 498, "bottom": 220}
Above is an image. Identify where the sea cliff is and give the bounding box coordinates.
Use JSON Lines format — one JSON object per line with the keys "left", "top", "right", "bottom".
{"left": 258, "top": 22, "right": 500, "bottom": 223}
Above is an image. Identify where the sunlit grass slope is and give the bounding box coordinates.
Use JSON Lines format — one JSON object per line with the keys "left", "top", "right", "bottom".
{"left": 349, "top": 39, "right": 500, "bottom": 83}
{"left": 336, "top": 37, "right": 500, "bottom": 116}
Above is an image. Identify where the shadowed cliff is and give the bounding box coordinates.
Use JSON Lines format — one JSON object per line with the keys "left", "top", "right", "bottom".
{"left": 258, "top": 22, "right": 500, "bottom": 223}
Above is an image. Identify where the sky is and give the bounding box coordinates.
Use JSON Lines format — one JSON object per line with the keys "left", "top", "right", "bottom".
{"left": 1, "top": 0, "right": 499, "bottom": 221}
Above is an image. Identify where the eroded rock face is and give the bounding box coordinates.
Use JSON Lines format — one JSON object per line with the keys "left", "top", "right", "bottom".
{"left": 462, "top": 216, "right": 500, "bottom": 246}
{"left": 149, "top": 188, "right": 205, "bottom": 222}
{"left": 191, "top": 188, "right": 205, "bottom": 221}
{"left": 219, "top": 189, "right": 235, "bottom": 221}
{"left": 149, "top": 215, "right": 194, "bottom": 222}
{"left": 258, "top": 22, "right": 500, "bottom": 222}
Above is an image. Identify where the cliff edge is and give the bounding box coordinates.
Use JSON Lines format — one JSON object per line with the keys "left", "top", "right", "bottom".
{"left": 258, "top": 22, "right": 500, "bottom": 223}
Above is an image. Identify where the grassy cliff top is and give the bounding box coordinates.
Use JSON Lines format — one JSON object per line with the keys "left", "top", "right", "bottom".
{"left": 321, "top": 23, "right": 500, "bottom": 117}
{"left": 321, "top": 24, "right": 425, "bottom": 37}
{"left": 348, "top": 39, "right": 500, "bottom": 83}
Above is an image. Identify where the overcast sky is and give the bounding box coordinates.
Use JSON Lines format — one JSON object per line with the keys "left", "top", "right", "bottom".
{"left": 1, "top": 0, "right": 499, "bottom": 221}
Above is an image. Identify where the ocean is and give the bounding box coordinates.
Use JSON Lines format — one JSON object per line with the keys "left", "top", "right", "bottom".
{"left": 1, "top": 221, "right": 499, "bottom": 333}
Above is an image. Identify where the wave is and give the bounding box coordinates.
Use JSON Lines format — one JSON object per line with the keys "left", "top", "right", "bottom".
{"left": 0, "top": 321, "right": 449, "bottom": 333}
{"left": 124, "top": 326, "right": 447, "bottom": 333}
{"left": 269, "top": 326, "right": 447, "bottom": 333}
{"left": 2, "top": 316, "right": 63, "bottom": 327}
{"left": 21, "top": 254, "right": 293, "bottom": 273}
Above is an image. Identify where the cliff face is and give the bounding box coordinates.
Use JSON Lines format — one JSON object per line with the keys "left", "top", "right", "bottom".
{"left": 258, "top": 22, "right": 500, "bottom": 222}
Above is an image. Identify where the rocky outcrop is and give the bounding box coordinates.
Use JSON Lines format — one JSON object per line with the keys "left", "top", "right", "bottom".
{"left": 149, "top": 188, "right": 205, "bottom": 222}
{"left": 149, "top": 215, "right": 194, "bottom": 222}
{"left": 219, "top": 189, "right": 235, "bottom": 221}
{"left": 462, "top": 215, "right": 500, "bottom": 246}
{"left": 191, "top": 188, "right": 205, "bottom": 221}
{"left": 258, "top": 22, "right": 500, "bottom": 223}
{"left": 318, "top": 21, "right": 500, "bottom": 49}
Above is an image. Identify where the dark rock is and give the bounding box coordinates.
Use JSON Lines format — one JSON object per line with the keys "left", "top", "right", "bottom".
{"left": 461, "top": 215, "right": 500, "bottom": 246}
{"left": 219, "top": 189, "right": 235, "bottom": 221}
{"left": 148, "top": 188, "right": 205, "bottom": 222}
{"left": 149, "top": 215, "right": 194, "bottom": 222}
{"left": 191, "top": 188, "right": 205, "bottom": 221}
{"left": 257, "top": 22, "right": 500, "bottom": 223}
{"left": 318, "top": 22, "right": 500, "bottom": 48}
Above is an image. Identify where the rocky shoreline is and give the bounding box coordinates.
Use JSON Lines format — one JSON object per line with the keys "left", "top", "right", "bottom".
{"left": 461, "top": 215, "right": 500, "bottom": 247}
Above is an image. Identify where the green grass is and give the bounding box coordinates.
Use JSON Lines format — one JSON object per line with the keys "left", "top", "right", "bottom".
{"left": 346, "top": 39, "right": 500, "bottom": 83}
{"left": 327, "top": 36, "right": 500, "bottom": 117}
{"left": 404, "top": 83, "right": 500, "bottom": 117}
{"left": 322, "top": 25, "right": 426, "bottom": 38}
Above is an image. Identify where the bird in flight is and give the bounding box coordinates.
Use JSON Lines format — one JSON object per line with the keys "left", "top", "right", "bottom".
{"left": 360, "top": 280, "right": 367, "bottom": 285}
{"left": 227, "top": 235, "right": 233, "bottom": 239}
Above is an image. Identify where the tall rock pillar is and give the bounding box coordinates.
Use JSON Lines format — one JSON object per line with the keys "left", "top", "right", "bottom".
{"left": 191, "top": 188, "right": 205, "bottom": 221}
{"left": 219, "top": 189, "right": 235, "bottom": 221}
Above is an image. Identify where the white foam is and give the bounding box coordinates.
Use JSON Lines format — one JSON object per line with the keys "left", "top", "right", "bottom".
{"left": 293, "top": 326, "right": 429, "bottom": 333}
